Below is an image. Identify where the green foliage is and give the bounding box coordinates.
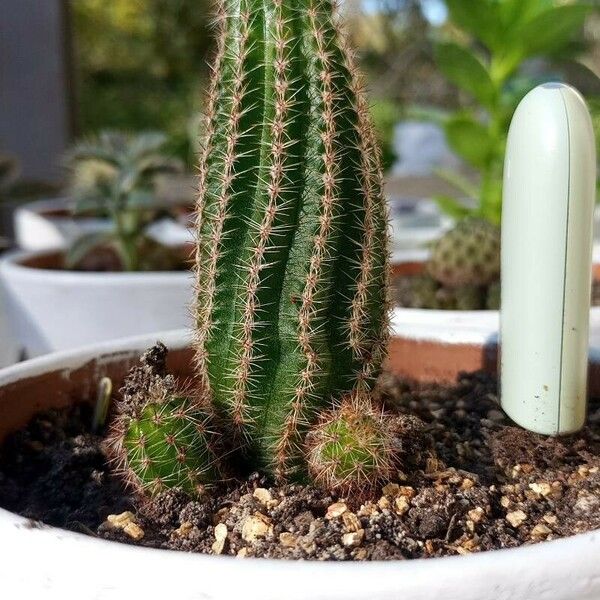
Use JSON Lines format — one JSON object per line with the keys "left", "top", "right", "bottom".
{"left": 70, "top": 0, "right": 212, "bottom": 165}
{"left": 433, "top": 0, "right": 592, "bottom": 224}
{"left": 195, "top": 0, "right": 389, "bottom": 483}
{"left": 64, "top": 131, "right": 183, "bottom": 271}
{"left": 370, "top": 100, "right": 402, "bottom": 173}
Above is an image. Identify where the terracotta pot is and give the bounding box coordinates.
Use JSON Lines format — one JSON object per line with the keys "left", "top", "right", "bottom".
{"left": 0, "top": 249, "right": 193, "bottom": 357}
{"left": 0, "top": 329, "right": 599, "bottom": 599}
{"left": 387, "top": 261, "right": 600, "bottom": 395}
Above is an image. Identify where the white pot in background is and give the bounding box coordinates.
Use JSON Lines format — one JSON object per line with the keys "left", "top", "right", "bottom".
{"left": 0, "top": 250, "right": 192, "bottom": 357}
{"left": 0, "top": 282, "right": 18, "bottom": 368}
{"left": 0, "top": 329, "right": 598, "bottom": 600}
{"left": 14, "top": 197, "right": 112, "bottom": 251}
{"left": 388, "top": 260, "right": 600, "bottom": 392}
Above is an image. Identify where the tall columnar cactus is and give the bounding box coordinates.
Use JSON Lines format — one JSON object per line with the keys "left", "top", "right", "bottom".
{"left": 195, "top": 0, "right": 389, "bottom": 481}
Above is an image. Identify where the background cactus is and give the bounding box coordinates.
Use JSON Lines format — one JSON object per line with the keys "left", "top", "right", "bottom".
{"left": 108, "top": 344, "right": 220, "bottom": 497}
{"left": 195, "top": 0, "right": 389, "bottom": 482}
{"left": 427, "top": 218, "right": 500, "bottom": 289}
{"left": 395, "top": 217, "right": 500, "bottom": 311}
{"left": 305, "top": 391, "right": 399, "bottom": 496}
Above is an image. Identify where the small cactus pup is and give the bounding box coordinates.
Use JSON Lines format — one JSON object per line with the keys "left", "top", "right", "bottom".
{"left": 196, "top": 0, "right": 389, "bottom": 481}
{"left": 305, "top": 391, "right": 402, "bottom": 497}
{"left": 107, "top": 343, "right": 220, "bottom": 497}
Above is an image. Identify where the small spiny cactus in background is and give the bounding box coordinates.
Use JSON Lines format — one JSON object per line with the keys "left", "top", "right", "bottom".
{"left": 486, "top": 280, "right": 501, "bottom": 310}
{"left": 453, "top": 284, "right": 486, "bottom": 311}
{"left": 107, "top": 344, "right": 220, "bottom": 498}
{"left": 305, "top": 391, "right": 399, "bottom": 497}
{"left": 428, "top": 218, "right": 500, "bottom": 289}
{"left": 195, "top": 0, "right": 389, "bottom": 481}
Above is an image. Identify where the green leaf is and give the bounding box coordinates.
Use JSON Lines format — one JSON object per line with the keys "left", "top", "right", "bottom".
{"left": 404, "top": 105, "right": 448, "bottom": 127}
{"left": 515, "top": 5, "right": 590, "bottom": 58}
{"left": 434, "top": 42, "right": 496, "bottom": 109}
{"left": 444, "top": 116, "right": 494, "bottom": 169}
{"left": 445, "top": 0, "right": 502, "bottom": 51}
{"left": 478, "top": 177, "right": 503, "bottom": 226}
{"left": 433, "top": 195, "right": 474, "bottom": 220}
{"left": 498, "top": 0, "right": 551, "bottom": 30}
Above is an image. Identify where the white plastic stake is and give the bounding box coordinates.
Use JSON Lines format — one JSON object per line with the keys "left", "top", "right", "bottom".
{"left": 501, "top": 83, "right": 597, "bottom": 435}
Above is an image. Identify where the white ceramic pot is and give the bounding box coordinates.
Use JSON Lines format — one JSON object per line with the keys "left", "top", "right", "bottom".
{"left": 0, "top": 250, "right": 193, "bottom": 357}
{"left": 14, "top": 197, "right": 112, "bottom": 251}
{"left": 0, "top": 329, "right": 598, "bottom": 600}
{"left": 0, "top": 282, "right": 19, "bottom": 368}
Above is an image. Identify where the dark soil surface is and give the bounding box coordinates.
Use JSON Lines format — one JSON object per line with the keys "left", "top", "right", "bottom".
{"left": 0, "top": 372, "right": 599, "bottom": 561}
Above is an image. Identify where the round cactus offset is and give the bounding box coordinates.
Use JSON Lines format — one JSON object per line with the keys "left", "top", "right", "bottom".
{"left": 428, "top": 218, "right": 500, "bottom": 289}
{"left": 195, "top": 0, "right": 389, "bottom": 481}
{"left": 107, "top": 344, "right": 220, "bottom": 497}
{"left": 306, "top": 392, "right": 399, "bottom": 496}
{"left": 119, "top": 396, "right": 218, "bottom": 497}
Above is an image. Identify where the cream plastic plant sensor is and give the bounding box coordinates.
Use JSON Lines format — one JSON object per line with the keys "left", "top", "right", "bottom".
{"left": 501, "top": 83, "right": 597, "bottom": 435}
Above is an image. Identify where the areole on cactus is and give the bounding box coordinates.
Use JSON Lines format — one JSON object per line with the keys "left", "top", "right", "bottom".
{"left": 195, "top": 0, "right": 389, "bottom": 480}
{"left": 109, "top": 0, "right": 391, "bottom": 495}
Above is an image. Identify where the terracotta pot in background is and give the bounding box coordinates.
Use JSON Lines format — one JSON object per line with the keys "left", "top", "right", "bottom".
{"left": 387, "top": 261, "right": 600, "bottom": 396}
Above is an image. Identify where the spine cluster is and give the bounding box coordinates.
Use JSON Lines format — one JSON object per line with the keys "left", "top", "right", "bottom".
{"left": 306, "top": 391, "right": 400, "bottom": 497}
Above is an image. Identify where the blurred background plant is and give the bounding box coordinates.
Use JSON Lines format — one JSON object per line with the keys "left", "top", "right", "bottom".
{"left": 64, "top": 130, "right": 185, "bottom": 271}
{"left": 1, "top": 1, "right": 598, "bottom": 238}
{"left": 418, "top": 0, "right": 594, "bottom": 225}
{"left": 70, "top": 0, "right": 213, "bottom": 168}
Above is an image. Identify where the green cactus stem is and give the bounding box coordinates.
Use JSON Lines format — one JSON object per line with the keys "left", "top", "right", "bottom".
{"left": 195, "top": 0, "right": 389, "bottom": 481}
{"left": 107, "top": 344, "right": 220, "bottom": 497}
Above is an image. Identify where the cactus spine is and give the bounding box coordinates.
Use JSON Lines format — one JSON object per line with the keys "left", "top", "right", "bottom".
{"left": 195, "top": 0, "right": 389, "bottom": 481}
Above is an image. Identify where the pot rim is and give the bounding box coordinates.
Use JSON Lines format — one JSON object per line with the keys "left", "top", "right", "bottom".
{"left": 390, "top": 259, "right": 600, "bottom": 351}
{"left": 0, "top": 327, "right": 598, "bottom": 577}
{"left": 0, "top": 249, "right": 192, "bottom": 283}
